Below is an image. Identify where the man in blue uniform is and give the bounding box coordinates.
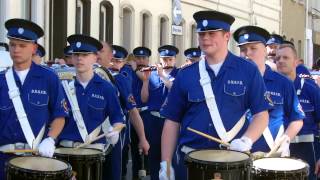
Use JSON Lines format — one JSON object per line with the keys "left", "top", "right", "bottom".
{"left": 129, "top": 46, "right": 153, "bottom": 179}
{"left": 266, "top": 34, "right": 283, "bottom": 70}
{"left": 0, "top": 18, "right": 68, "bottom": 179}
{"left": 33, "top": 44, "right": 45, "bottom": 64}
{"left": 276, "top": 44, "right": 320, "bottom": 180}
{"left": 140, "top": 44, "right": 179, "bottom": 180}
{"left": 159, "top": 11, "right": 270, "bottom": 180}
{"left": 183, "top": 47, "right": 201, "bottom": 65}
{"left": 97, "top": 43, "right": 149, "bottom": 180}
{"left": 233, "top": 25, "right": 304, "bottom": 156}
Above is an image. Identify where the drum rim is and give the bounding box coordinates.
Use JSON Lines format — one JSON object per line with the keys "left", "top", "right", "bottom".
{"left": 185, "top": 149, "right": 252, "bottom": 168}
{"left": 252, "top": 157, "right": 309, "bottom": 174}
{"left": 6, "top": 156, "right": 73, "bottom": 175}
{"left": 54, "top": 147, "right": 107, "bottom": 160}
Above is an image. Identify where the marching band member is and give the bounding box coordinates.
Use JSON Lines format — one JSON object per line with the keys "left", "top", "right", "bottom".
{"left": 233, "top": 25, "right": 304, "bottom": 156}
{"left": 32, "top": 44, "right": 45, "bottom": 64}
{"left": 58, "top": 35, "right": 125, "bottom": 180}
{"left": 0, "top": 18, "right": 68, "bottom": 179}
{"left": 276, "top": 44, "right": 320, "bottom": 180}
{"left": 130, "top": 46, "right": 153, "bottom": 179}
{"left": 140, "top": 44, "right": 179, "bottom": 180}
{"left": 265, "top": 34, "right": 283, "bottom": 71}
{"left": 159, "top": 11, "right": 270, "bottom": 180}
{"left": 183, "top": 47, "right": 201, "bottom": 66}
{"left": 97, "top": 43, "right": 149, "bottom": 180}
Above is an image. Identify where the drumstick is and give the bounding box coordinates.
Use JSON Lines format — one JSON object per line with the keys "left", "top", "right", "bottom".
{"left": 75, "top": 124, "right": 126, "bottom": 149}
{"left": 265, "top": 135, "right": 286, "bottom": 157}
{"left": 2, "top": 149, "right": 37, "bottom": 154}
{"left": 187, "top": 127, "right": 230, "bottom": 147}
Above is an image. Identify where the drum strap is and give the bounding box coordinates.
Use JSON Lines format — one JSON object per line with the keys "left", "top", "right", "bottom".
{"left": 5, "top": 68, "right": 45, "bottom": 149}
{"left": 199, "top": 58, "right": 246, "bottom": 142}
{"left": 62, "top": 80, "right": 101, "bottom": 143}
{"left": 296, "top": 78, "right": 305, "bottom": 95}
{"left": 262, "top": 125, "right": 284, "bottom": 150}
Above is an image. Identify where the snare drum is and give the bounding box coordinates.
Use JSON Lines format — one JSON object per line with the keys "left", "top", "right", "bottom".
{"left": 185, "top": 149, "right": 252, "bottom": 180}
{"left": 252, "top": 157, "right": 309, "bottom": 180}
{"left": 55, "top": 148, "right": 106, "bottom": 180}
{"left": 5, "top": 156, "right": 72, "bottom": 180}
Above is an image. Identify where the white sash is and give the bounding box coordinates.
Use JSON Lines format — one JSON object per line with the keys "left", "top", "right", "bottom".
{"left": 262, "top": 125, "right": 284, "bottom": 150}
{"left": 199, "top": 59, "right": 246, "bottom": 142}
{"left": 296, "top": 78, "right": 305, "bottom": 95}
{"left": 5, "top": 68, "right": 45, "bottom": 149}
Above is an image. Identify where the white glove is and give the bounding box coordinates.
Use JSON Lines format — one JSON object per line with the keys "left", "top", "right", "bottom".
{"left": 38, "top": 137, "right": 56, "bottom": 158}
{"left": 276, "top": 134, "right": 290, "bottom": 157}
{"left": 106, "top": 126, "right": 119, "bottom": 145}
{"left": 230, "top": 136, "right": 253, "bottom": 152}
{"left": 159, "top": 161, "right": 175, "bottom": 180}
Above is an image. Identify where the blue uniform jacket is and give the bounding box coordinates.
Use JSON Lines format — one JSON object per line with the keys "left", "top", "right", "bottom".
{"left": 147, "top": 67, "right": 179, "bottom": 111}
{"left": 294, "top": 76, "right": 320, "bottom": 135}
{"left": 59, "top": 73, "right": 124, "bottom": 143}
{"left": 160, "top": 52, "right": 270, "bottom": 149}
{"left": 251, "top": 66, "right": 305, "bottom": 152}
{"left": 0, "top": 62, "right": 68, "bottom": 145}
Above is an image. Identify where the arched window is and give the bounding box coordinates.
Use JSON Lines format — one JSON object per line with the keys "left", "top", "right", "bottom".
{"left": 141, "top": 11, "right": 152, "bottom": 48}
{"left": 191, "top": 23, "right": 198, "bottom": 47}
{"left": 122, "top": 6, "right": 134, "bottom": 52}
{"left": 99, "top": 1, "right": 113, "bottom": 42}
{"left": 49, "top": 0, "right": 67, "bottom": 59}
{"left": 22, "top": 0, "right": 31, "bottom": 20}
{"left": 76, "top": 0, "right": 91, "bottom": 35}
{"left": 76, "top": 0, "right": 83, "bottom": 34}
{"left": 159, "top": 16, "right": 169, "bottom": 46}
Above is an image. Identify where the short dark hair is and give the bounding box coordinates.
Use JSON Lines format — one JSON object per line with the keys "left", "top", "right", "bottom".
{"left": 278, "top": 44, "right": 297, "bottom": 58}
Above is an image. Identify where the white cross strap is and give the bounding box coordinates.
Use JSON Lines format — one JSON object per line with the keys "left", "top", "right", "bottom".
{"left": 5, "top": 68, "right": 45, "bottom": 149}
{"left": 262, "top": 124, "right": 284, "bottom": 150}
{"left": 62, "top": 80, "right": 102, "bottom": 143}
{"left": 198, "top": 58, "right": 246, "bottom": 142}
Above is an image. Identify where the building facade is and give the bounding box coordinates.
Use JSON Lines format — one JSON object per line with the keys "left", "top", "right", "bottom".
{"left": 0, "top": 0, "right": 281, "bottom": 65}
{"left": 281, "top": 0, "right": 305, "bottom": 60}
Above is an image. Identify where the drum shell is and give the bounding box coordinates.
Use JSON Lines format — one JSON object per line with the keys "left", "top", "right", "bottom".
{"left": 5, "top": 156, "right": 73, "bottom": 180}
{"left": 54, "top": 148, "right": 108, "bottom": 180}
{"left": 251, "top": 157, "right": 309, "bottom": 180}
{"left": 185, "top": 149, "right": 252, "bottom": 180}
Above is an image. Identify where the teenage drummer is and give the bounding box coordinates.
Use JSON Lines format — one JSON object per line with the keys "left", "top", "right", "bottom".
{"left": 0, "top": 19, "right": 68, "bottom": 179}
{"left": 58, "top": 34, "right": 124, "bottom": 152}
{"left": 233, "top": 25, "right": 304, "bottom": 156}
{"left": 159, "top": 11, "right": 270, "bottom": 180}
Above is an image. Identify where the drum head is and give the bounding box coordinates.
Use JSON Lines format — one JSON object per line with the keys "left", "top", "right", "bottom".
{"left": 55, "top": 147, "right": 102, "bottom": 155}
{"left": 9, "top": 156, "right": 68, "bottom": 172}
{"left": 253, "top": 158, "right": 307, "bottom": 171}
{"left": 188, "top": 149, "right": 250, "bottom": 163}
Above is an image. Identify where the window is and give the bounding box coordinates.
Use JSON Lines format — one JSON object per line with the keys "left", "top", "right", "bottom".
{"left": 22, "top": 0, "right": 31, "bottom": 20}
{"left": 76, "top": 0, "right": 83, "bottom": 34}
{"left": 191, "top": 24, "right": 198, "bottom": 47}
{"left": 122, "top": 6, "right": 133, "bottom": 52}
{"left": 99, "top": 1, "right": 113, "bottom": 42}
{"left": 160, "top": 16, "right": 169, "bottom": 46}
{"left": 76, "top": 0, "right": 91, "bottom": 35}
{"left": 142, "top": 12, "right": 152, "bottom": 48}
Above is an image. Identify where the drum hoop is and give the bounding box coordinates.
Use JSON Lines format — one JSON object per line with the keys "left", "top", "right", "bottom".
{"left": 55, "top": 147, "right": 106, "bottom": 160}
{"left": 185, "top": 149, "right": 252, "bottom": 169}
{"left": 252, "top": 157, "right": 309, "bottom": 174}
{"left": 6, "top": 156, "right": 72, "bottom": 175}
